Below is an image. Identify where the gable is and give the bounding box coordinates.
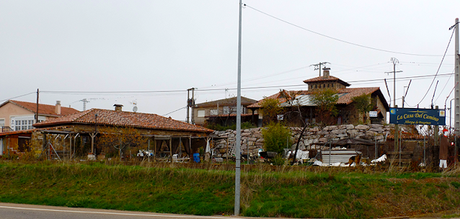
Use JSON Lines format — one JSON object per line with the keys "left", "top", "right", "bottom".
{"left": 0, "top": 102, "right": 33, "bottom": 116}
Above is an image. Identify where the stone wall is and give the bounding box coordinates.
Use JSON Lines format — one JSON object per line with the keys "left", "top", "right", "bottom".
{"left": 209, "top": 124, "right": 391, "bottom": 157}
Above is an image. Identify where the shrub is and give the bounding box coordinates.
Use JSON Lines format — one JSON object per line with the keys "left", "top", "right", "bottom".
{"left": 261, "top": 122, "right": 292, "bottom": 154}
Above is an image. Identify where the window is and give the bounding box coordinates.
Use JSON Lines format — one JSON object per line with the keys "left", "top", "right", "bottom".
{"left": 197, "top": 110, "right": 205, "bottom": 118}
{"left": 14, "top": 119, "right": 35, "bottom": 131}
{"left": 210, "top": 109, "right": 218, "bottom": 115}
{"left": 12, "top": 117, "right": 39, "bottom": 131}
{"left": 0, "top": 119, "right": 4, "bottom": 127}
{"left": 223, "top": 106, "right": 230, "bottom": 114}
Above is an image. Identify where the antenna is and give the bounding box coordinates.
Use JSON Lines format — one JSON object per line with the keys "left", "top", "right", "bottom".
{"left": 132, "top": 100, "right": 138, "bottom": 112}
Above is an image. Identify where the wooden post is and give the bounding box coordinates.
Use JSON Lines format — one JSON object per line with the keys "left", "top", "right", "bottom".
{"left": 154, "top": 137, "right": 157, "bottom": 162}
{"left": 169, "top": 137, "right": 173, "bottom": 162}
{"left": 189, "top": 136, "right": 192, "bottom": 157}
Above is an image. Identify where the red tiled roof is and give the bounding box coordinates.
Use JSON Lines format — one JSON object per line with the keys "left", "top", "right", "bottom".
{"left": 195, "top": 96, "right": 257, "bottom": 108}
{"left": 247, "top": 90, "right": 310, "bottom": 108}
{"left": 0, "top": 129, "right": 35, "bottom": 137}
{"left": 248, "top": 87, "right": 388, "bottom": 109}
{"left": 34, "top": 108, "right": 214, "bottom": 133}
{"left": 3, "top": 100, "right": 79, "bottom": 117}
{"left": 336, "top": 87, "right": 380, "bottom": 104}
{"left": 303, "top": 75, "right": 351, "bottom": 87}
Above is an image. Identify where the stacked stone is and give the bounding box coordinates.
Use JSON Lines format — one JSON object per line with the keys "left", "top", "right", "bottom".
{"left": 210, "top": 124, "right": 391, "bottom": 157}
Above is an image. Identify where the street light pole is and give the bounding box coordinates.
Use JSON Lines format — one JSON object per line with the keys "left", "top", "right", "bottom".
{"left": 234, "top": 0, "right": 243, "bottom": 216}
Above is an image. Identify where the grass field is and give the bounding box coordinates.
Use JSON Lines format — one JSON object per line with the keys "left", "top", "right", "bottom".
{"left": 0, "top": 161, "right": 460, "bottom": 218}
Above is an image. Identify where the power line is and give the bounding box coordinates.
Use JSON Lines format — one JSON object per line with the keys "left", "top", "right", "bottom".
{"left": 434, "top": 68, "right": 455, "bottom": 103}
{"left": 36, "top": 72, "right": 454, "bottom": 97}
{"left": 417, "top": 26, "right": 456, "bottom": 105}
{"left": 0, "top": 92, "right": 36, "bottom": 103}
{"left": 163, "top": 106, "right": 187, "bottom": 116}
{"left": 245, "top": 4, "right": 444, "bottom": 57}
{"left": 41, "top": 90, "right": 185, "bottom": 94}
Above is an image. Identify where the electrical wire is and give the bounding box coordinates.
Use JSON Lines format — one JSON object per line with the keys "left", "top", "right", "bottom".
{"left": 0, "top": 92, "right": 36, "bottom": 103}
{"left": 41, "top": 90, "right": 185, "bottom": 94}
{"left": 245, "top": 4, "right": 444, "bottom": 57}
{"left": 163, "top": 106, "right": 187, "bottom": 116}
{"left": 434, "top": 68, "right": 455, "bottom": 103}
{"left": 36, "top": 72, "right": 453, "bottom": 97}
{"left": 417, "top": 25, "right": 456, "bottom": 105}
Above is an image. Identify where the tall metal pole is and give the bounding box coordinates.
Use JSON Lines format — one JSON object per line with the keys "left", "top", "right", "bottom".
{"left": 35, "top": 88, "right": 39, "bottom": 124}
{"left": 454, "top": 18, "right": 459, "bottom": 135}
{"left": 388, "top": 58, "right": 401, "bottom": 152}
{"left": 390, "top": 57, "right": 400, "bottom": 108}
{"left": 186, "top": 89, "right": 191, "bottom": 123}
{"left": 234, "top": 0, "right": 243, "bottom": 216}
{"left": 191, "top": 88, "right": 195, "bottom": 124}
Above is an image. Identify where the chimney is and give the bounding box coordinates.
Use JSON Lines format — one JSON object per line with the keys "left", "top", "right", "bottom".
{"left": 55, "top": 100, "right": 61, "bottom": 115}
{"left": 323, "top": 67, "right": 330, "bottom": 78}
{"left": 114, "top": 104, "right": 123, "bottom": 112}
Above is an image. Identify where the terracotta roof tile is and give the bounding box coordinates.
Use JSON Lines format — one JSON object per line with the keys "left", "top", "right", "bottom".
{"left": 34, "top": 109, "right": 213, "bottom": 133}
{"left": 303, "top": 76, "right": 351, "bottom": 87}
{"left": 5, "top": 100, "right": 79, "bottom": 117}
{"left": 248, "top": 87, "right": 387, "bottom": 108}
{"left": 195, "top": 96, "right": 257, "bottom": 108}
{"left": 336, "top": 87, "right": 380, "bottom": 104}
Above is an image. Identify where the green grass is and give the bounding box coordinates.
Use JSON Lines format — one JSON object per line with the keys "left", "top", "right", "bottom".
{"left": 0, "top": 161, "right": 460, "bottom": 218}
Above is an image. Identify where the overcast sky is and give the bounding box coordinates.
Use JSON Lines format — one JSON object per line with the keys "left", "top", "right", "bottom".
{"left": 1, "top": 0, "right": 459, "bottom": 123}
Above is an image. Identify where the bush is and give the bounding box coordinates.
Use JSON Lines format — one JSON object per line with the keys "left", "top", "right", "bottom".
{"left": 271, "top": 154, "right": 285, "bottom": 166}
{"left": 261, "top": 122, "right": 292, "bottom": 154}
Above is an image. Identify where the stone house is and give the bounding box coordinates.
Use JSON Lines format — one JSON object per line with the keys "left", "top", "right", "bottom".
{"left": 248, "top": 68, "right": 389, "bottom": 126}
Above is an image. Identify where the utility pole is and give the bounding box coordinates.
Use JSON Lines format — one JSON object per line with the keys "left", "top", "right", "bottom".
{"left": 386, "top": 58, "right": 402, "bottom": 152}
{"left": 81, "top": 98, "right": 90, "bottom": 111}
{"left": 35, "top": 88, "right": 39, "bottom": 124}
{"left": 186, "top": 88, "right": 195, "bottom": 124}
{"left": 234, "top": 0, "right": 243, "bottom": 216}
{"left": 310, "top": 62, "right": 330, "bottom": 77}
{"left": 385, "top": 58, "right": 403, "bottom": 108}
{"left": 191, "top": 88, "right": 195, "bottom": 124}
{"left": 453, "top": 18, "right": 459, "bottom": 135}
{"left": 402, "top": 80, "right": 412, "bottom": 108}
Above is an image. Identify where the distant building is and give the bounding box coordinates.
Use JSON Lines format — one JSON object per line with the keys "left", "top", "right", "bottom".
{"left": 248, "top": 68, "right": 389, "bottom": 125}
{"left": 192, "top": 96, "right": 258, "bottom": 127}
{"left": 0, "top": 100, "right": 79, "bottom": 132}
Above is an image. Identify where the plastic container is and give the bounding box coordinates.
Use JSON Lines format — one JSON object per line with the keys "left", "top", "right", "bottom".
{"left": 193, "top": 153, "right": 200, "bottom": 163}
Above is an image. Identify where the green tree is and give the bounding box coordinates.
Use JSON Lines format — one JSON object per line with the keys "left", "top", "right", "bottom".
{"left": 261, "top": 122, "right": 292, "bottom": 154}
{"left": 351, "top": 93, "right": 374, "bottom": 124}
{"left": 260, "top": 98, "right": 283, "bottom": 125}
{"left": 311, "top": 89, "right": 339, "bottom": 125}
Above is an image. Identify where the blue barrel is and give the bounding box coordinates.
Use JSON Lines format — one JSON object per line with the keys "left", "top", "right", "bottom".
{"left": 193, "top": 153, "right": 200, "bottom": 163}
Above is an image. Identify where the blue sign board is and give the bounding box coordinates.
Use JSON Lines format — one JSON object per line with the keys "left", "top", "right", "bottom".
{"left": 389, "top": 108, "right": 445, "bottom": 125}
